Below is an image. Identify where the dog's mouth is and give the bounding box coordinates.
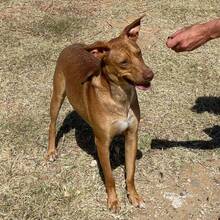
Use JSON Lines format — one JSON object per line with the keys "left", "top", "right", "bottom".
{"left": 123, "top": 76, "right": 151, "bottom": 91}
{"left": 135, "top": 82, "right": 151, "bottom": 90}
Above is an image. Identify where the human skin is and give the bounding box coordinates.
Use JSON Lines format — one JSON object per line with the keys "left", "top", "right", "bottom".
{"left": 166, "top": 18, "right": 220, "bottom": 52}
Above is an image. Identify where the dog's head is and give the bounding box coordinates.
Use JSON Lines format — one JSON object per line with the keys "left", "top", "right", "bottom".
{"left": 84, "top": 16, "right": 154, "bottom": 90}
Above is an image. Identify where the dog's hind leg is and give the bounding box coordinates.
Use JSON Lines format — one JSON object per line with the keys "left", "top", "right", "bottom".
{"left": 46, "top": 68, "right": 66, "bottom": 161}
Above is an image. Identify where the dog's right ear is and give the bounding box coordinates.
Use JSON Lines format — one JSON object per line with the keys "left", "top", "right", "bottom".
{"left": 121, "top": 15, "right": 145, "bottom": 42}
{"left": 84, "top": 41, "right": 110, "bottom": 60}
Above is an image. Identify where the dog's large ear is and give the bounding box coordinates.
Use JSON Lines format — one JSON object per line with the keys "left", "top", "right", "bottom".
{"left": 121, "top": 15, "right": 145, "bottom": 42}
{"left": 84, "top": 41, "right": 110, "bottom": 60}
{"left": 81, "top": 42, "right": 110, "bottom": 84}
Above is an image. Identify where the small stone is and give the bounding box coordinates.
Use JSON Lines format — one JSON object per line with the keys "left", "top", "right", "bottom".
{"left": 90, "top": 160, "right": 97, "bottom": 167}
{"left": 75, "top": 190, "right": 80, "bottom": 195}
{"left": 180, "top": 190, "right": 187, "bottom": 197}
{"left": 64, "top": 191, "right": 70, "bottom": 197}
{"left": 159, "top": 171, "right": 164, "bottom": 178}
{"left": 164, "top": 192, "right": 187, "bottom": 209}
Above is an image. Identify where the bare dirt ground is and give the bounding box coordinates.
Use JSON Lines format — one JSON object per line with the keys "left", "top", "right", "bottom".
{"left": 0, "top": 0, "right": 220, "bottom": 219}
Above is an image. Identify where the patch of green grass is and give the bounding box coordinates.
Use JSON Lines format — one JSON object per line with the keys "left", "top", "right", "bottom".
{"left": 31, "top": 15, "right": 87, "bottom": 39}
{"left": 139, "top": 133, "right": 152, "bottom": 151}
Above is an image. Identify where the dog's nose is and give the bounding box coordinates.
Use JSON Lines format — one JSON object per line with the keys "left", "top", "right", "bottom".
{"left": 143, "top": 70, "right": 154, "bottom": 81}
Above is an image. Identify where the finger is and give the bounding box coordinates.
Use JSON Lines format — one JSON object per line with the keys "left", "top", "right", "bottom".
{"left": 166, "top": 27, "right": 187, "bottom": 48}
{"left": 166, "top": 36, "right": 180, "bottom": 48}
{"left": 172, "top": 43, "right": 182, "bottom": 52}
{"left": 172, "top": 43, "right": 186, "bottom": 52}
{"left": 169, "top": 27, "right": 186, "bottom": 38}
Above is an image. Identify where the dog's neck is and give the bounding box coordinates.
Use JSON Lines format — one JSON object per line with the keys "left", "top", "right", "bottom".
{"left": 92, "top": 70, "right": 135, "bottom": 110}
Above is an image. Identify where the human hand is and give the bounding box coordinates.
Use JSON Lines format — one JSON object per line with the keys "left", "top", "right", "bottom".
{"left": 166, "top": 23, "right": 211, "bottom": 52}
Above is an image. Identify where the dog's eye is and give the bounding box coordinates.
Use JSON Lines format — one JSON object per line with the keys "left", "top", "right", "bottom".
{"left": 120, "top": 60, "right": 129, "bottom": 67}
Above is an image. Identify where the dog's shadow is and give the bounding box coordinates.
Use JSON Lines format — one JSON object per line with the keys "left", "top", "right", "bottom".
{"left": 151, "top": 96, "right": 220, "bottom": 150}
{"left": 56, "top": 111, "right": 142, "bottom": 177}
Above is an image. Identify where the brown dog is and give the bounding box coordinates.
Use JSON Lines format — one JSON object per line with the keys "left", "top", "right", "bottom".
{"left": 46, "top": 16, "right": 153, "bottom": 211}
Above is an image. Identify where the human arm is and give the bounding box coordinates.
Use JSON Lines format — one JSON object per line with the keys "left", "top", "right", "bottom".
{"left": 166, "top": 18, "right": 220, "bottom": 52}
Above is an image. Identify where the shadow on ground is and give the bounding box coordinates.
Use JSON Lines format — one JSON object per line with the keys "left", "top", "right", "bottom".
{"left": 191, "top": 96, "right": 220, "bottom": 115}
{"left": 151, "top": 96, "right": 220, "bottom": 150}
{"left": 55, "top": 111, "right": 142, "bottom": 178}
{"left": 151, "top": 125, "right": 220, "bottom": 150}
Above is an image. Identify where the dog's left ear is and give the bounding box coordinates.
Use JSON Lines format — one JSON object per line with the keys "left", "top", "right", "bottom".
{"left": 121, "top": 15, "right": 145, "bottom": 42}
{"left": 84, "top": 41, "right": 110, "bottom": 60}
{"left": 81, "top": 42, "right": 110, "bottom": 84}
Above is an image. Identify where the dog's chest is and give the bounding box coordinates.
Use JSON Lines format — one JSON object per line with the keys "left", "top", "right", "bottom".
{"left": 113, "top": 112, "right": 135, "bottom": 134}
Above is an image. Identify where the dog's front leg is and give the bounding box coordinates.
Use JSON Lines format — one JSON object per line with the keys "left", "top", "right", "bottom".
{"left": 95, "top": 136, "right": 120, "bottom": 212}
{"left": 124, "top": 129, "right": 145, "bottom": 208}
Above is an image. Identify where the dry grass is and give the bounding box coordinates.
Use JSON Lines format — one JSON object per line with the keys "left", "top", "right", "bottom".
{"left": 0, "top": 0, "right": 220, "bottom": 219}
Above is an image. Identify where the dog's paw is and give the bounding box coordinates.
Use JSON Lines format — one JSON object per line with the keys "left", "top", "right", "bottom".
{"left": 45, "top": 150, "right": 58, "bottom": 162}
{"left": 107, "top": 197, "right": 120, "bottom": 213}
{"left": 128, "top": 193, "right": 145, "bottom": 208}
